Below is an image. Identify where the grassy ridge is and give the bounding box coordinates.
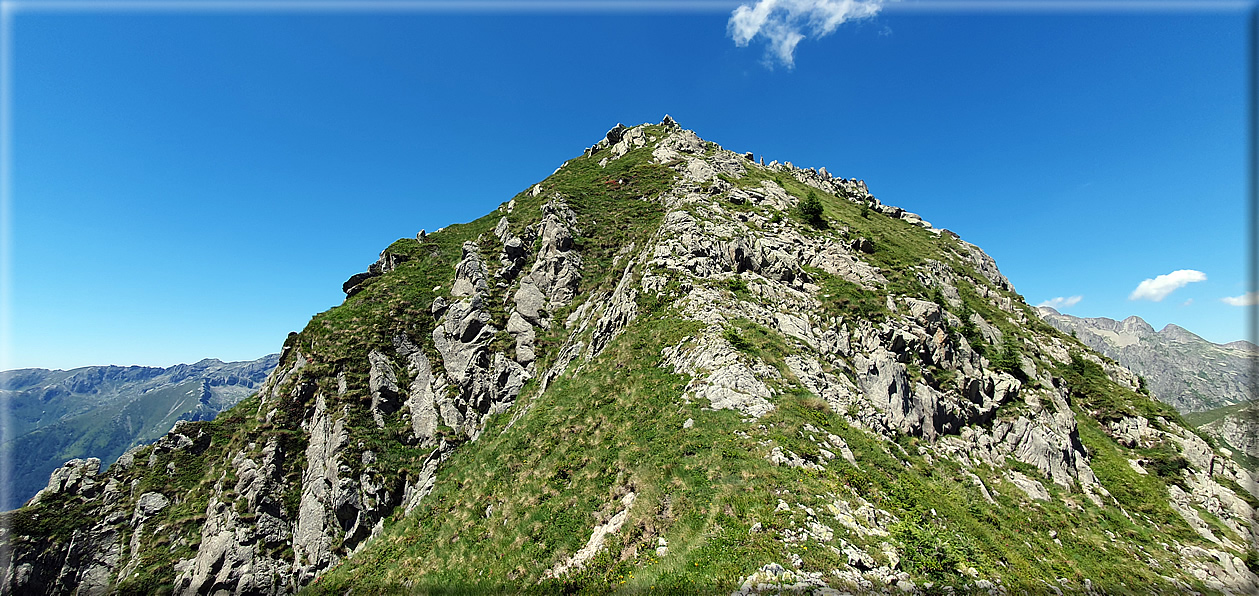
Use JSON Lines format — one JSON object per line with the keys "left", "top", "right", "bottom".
{"left": 306, "top": 134, "right": 1233, "bottom": 594}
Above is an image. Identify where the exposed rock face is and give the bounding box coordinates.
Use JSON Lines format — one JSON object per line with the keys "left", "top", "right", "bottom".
{"left": 1039, "top": 308, "right": 1257, "bottom": 413}
{"left": 3, "top": 118, "right": 1257, "bottom": 595}
{"left": 394, "top": 333, "right": 442, "bottom": 443}
{"left": 27, "top": 458, "right": 102, "bottom": 507}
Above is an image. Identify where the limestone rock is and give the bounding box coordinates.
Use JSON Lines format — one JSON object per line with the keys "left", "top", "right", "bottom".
{"left": 367, "top": 350, "right": 402, "bottom": 428}
{"left": 28, "top": 458, "right": 101, "bottom": 506}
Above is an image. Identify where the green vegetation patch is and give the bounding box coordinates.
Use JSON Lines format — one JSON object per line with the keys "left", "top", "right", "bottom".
{"left": 1060, "top": 353, "right": 1186, "bottom": 427}
{"left": 806, "top": 266, "right": 887, "bottom": 322}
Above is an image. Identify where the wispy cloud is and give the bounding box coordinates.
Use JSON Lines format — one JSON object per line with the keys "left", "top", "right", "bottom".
{"left": 1221, "top": 292, "right": 1258, "bottom": 306}
{"left": 728, "top": 0, "right": 885, "bottom": 68}
{"left": 1128, "top": 269, "right": 1206, "bottom": 302}
{"left": 1038, "top": 295, "right": 1082, "bottom": 309}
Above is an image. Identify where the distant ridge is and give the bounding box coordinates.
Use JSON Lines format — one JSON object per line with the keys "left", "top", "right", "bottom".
{"left": 0, "top": 354, "right": 279, "bottom": 509}
{"left": 1037, "top": 307, "right": 1256, "bottom": 413}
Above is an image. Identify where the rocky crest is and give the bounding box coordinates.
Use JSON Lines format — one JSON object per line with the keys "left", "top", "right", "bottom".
{"left": 2, "top": 119, "right": 1256, "bottom": 595}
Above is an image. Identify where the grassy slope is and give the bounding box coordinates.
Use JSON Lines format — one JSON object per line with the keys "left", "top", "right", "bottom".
{"left": 310, "top": 313, "right": 1211, "bottom": 594}
{"left": 1184, "top": 401, "right": 1257, "bottom": 429}
{"left": 3, "top": 126, "right": 1235, "bottom": 594}
{"left": 1184, "top": 401, "right": 1259, "bottom": 472}
{"left": 307, "top": 134, "right": 1221, "bottom": 594}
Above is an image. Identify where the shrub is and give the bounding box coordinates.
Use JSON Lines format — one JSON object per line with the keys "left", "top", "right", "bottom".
{"left": 799, "top": 191, "right": 824, "bottom": 226}
{"left": 930, "top": 287, "right": 947, "bottom": 308}
{"left": 993, "top": 334, "right": 1021, "bottom": 375}
{"left": 723, "top": 327, "right": 752, "bottom": 352}
{"left": 957, "top": 304, "right": 983, "bottom": 350}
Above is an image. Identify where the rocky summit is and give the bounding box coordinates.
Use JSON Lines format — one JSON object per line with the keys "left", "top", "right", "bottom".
{"left": 1, "top": 119, "right": 1256, "bottom": 595}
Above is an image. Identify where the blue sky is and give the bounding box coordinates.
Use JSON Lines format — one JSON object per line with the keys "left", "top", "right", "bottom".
{"left": 2, "top": 0, "right": 1253, "bottom": 370}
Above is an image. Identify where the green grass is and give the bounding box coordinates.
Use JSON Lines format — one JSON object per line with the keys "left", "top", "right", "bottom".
{"left": 307, "top": 306, "right": 1212, "bottom": 593}
{"left": 806, "top": 266, "right": 887, "bottom": 322}
{"left": 1183, "top": 401, "right": 1257, "bottom": 428}
{"left": 8, "top": 123, "right": 1243, "bottom": 596}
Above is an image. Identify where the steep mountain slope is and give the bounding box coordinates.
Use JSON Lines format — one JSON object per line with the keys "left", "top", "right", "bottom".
{"left": 1, "top": 119, "right": 1256, "bottom": 595}
{"left": 0, "top": 356, "right": 279, "bottom": 510}
{"left": 1185, "top": 402, "right": 1259, "bottom": 472}
{"left": 1038, "top": 308, "right": 1256, "bottom": 413}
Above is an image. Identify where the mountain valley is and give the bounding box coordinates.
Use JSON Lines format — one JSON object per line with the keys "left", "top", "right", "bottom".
{"left": 1, "top": 356, "right": 279, "bottom": 510}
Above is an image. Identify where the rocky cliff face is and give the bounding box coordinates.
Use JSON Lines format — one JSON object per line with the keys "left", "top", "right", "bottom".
{"left": 2, "top": 119, "right": 1256, "bottom": 595}
{"left": 0, "top": 355, "right": 279, "bottom": 510}
{"left": 1038, "top": 308, "right": 1256, "bottom": 413}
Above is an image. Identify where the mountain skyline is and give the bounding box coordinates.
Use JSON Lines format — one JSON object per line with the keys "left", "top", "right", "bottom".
{"left": 0, "top": 354, "right": 280, "bottom": 510}
{"left": 1037, "top": 307, "right": 1257, "bottom": 413}
{"left": 4, "top": 3, "right": 1252, "bottom": 371}
{"left": 4, "top": 116, "right": 1254, "bottom": 594}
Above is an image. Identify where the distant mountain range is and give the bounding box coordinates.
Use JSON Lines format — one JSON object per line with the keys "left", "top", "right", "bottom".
{"left": 1037, "top": 307, "right": 1256, "bottom": 413}
{"left": 0, "top": 355, "right": 278, "bottom": 510}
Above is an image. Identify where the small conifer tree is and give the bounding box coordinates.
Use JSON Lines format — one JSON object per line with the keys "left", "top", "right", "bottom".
{"left": 799, "top": 191, "right": 824, "bottom": 226}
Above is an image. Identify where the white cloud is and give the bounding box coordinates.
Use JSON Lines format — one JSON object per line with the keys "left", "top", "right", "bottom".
{"left": 1221, "top": 292, "right": 1258, "bottom": 306}
{"left": 1128, "top": 269, "right": 1206, "bottom": 302}
{"left": 729, "top": 0, "right": 885, "bottom": 68}
{"left": 1182, "top": 298, "right": 1194, "bottom": 306}
{"left": 1038, "top": 295, "right": 1082, "bottom": 309}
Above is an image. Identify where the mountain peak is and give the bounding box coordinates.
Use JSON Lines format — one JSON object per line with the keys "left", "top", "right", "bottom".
{"left": 4, "top": 121, "right": 1256, "bottom": 595}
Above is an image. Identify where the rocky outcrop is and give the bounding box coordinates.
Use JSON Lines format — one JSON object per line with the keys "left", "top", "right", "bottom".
{"left": 26, "top": 458, "right": 102, "bottom": 507}
{"left": 393, "top": 333, "right": 442, "bottom": 444}
{"left": 514, "top": 199, "right": 582, "bottom": 325}
{"left": 431, "top": 242, "right": 530, "bottom": 440}
{"left": 342, "top": 250, "right": 411, "bottom": 297}
{"left": 175, "top": 439, "right": 293, "bottom": 595}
